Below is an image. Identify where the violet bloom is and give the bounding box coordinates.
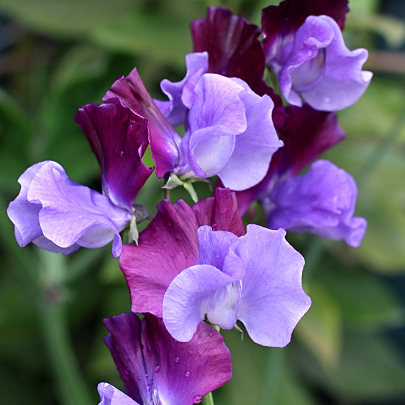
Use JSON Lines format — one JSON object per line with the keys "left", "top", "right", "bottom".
{"left": 99, "top": 312, "right": 232, "bottom": 405}
{"left": 7, "top": 103, "right": 152, "bottom": 257}
{"left": 264, "top": 160, "right": 367, "bottom": 248}
{"left": 106, "top": 67, "right": 281, "bottom": 191}
{"left": 120, "top": 188, "right": 310, "bottom": 347}
{"left": 262, "top": 0, "right": 372, "bottom": 111}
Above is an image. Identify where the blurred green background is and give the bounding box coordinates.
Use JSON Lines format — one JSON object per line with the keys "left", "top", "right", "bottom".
{"left": 0, "top": 0, "right": 404, "bottom": 404}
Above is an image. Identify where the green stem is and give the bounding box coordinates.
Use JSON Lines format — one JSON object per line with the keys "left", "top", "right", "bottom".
{"left": 259, "top": 348, "right": 286, "bottom": 405}
{"left": 202, "top": 391, "right": 215, "bottom": 405}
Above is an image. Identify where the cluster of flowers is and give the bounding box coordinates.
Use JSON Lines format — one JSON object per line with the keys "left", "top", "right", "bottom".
{"left": 7, "top": 0, "right": 371, "bottom": 403}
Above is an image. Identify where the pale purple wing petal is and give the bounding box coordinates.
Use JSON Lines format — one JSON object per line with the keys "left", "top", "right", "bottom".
{"left": 120, "top": 199, "right": 200, "bottom": 317}
{"left": 218, "top": 80, "right": 282, "bottom": 190}
{"left": 25, "top": 161, "right": 130, "bottom": 257}
{"left": 233, "top": 224, "right": 311, "bottom": 347}
{"left": 267, "top": 159, "right": 367, "bottom": 247}
{"left": 74, "top": 103, "right": 153, "bottom": 210}
{"left": 97, "top": 383, "right": 139, "bottom": 405}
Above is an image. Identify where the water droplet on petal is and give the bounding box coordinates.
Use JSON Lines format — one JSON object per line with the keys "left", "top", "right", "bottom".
{"left": 137, "top": 376, "right": 141, "bottom": 381}
{"left": 209, "top": 332, "right": 213, "bottom": 337}
{"left": 119, "top": 150, "right": 124, "bottom": 156}
{"left": 175, "top": 356, "right": 180, "bottom": 363}
{"left": 146, "top": 385, "right": 151, "bottom": 392}
{"left": 124, "top": 367, "right": 130, "bottom": 376}
{"left": 185, "top": 371, "right": 191, "bottom": 378}
{"left": 189, "top": 350, "right": 193, "bottom": 355}
{"left": 154, "top": 364, "right": 160, "bottom": 373}
{"left": 193, "top": 395, "right": 202, "bottom": 403}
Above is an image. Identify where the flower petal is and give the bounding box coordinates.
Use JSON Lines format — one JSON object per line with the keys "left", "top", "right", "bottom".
{"left": 16, "top": 161, "right": 130, "bottom": 257}
{"left": 104, "top": 68, "right": 181, "bottom": 178}
{"left": 192, "top": 6, "right": 284, "bottom": 126}
{"left": 74, "top": 103, "right": 153, "bottom": 210}
{"left": 104, "top": 312, "right": 232, "bottom": 405}
{"left": 266, "top": 159, "right": 367, "bottom": 247}
{"left": 193, "top": 187, "right": 245, "bottom": 237}
{"left": 233, "top": 224, "right": 311, "bottom": 347}
{"left": 97, "top": 383, "right": 139, "bottom": 405}
{"left": 120, "top": 199, "right": 200, "bottom": 317}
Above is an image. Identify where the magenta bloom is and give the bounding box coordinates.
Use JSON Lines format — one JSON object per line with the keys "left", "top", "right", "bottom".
{"left": 120, "top": 188, "right": 310, "bottom": 347}
{"left": 262, "top": 0, "right": 372, "bottom": 111}
{"left": 99, "top": 312, "right": 232, "bottom": 405}
{"left": 7, "top": 103, "right": 152, "bottom": 257}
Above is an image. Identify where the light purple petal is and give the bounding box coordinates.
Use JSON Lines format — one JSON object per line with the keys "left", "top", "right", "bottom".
{"left": 217, "top": 79, "right": 282, "bottom": 190}
{"left": 14, "top": 161, "right": 131, "bottom": 257}
{"left": 120, "top": 199, "right": 200, "bottom": 317}
{"left": 74, "top": 103, "right": 153, "bottom": 210}
{"left": 233, "top": 224, "right": 311, "bottom": 347}
{"left": 278, "top": 15, "right": 372, "bottom": 111}
{"left": 97, "top": 383, "right": 139, "bottom": 405}
{"left": 267, "top": 159, "right": 367, "bottom": 247}
{"left": 104, "top": 68, "right": 181, "bottom": 178}
{"left": 155, "top": 52, "right": 208, "bottom": 126}
{"left": 104, "top": 312, "right": 232, "bottom": 405}
{"left": 184, "top": 74, "right": 247, "bottom": 178}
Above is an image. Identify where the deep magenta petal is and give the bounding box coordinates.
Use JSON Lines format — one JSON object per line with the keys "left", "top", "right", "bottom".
{"left": 104, "top": 312, "right": 232, "bottom": 405}
{"left": 193, "top": 187, "right": 245, "bottom": 236}
{"left": 191, "top": 6, "right": 284, "bottom": 127}
{"left": 261, "top": 0, "right": 349, "bottom": 65}
{"left": 74, "top": 103, "right": 153, "bottom": 210}
{"left": 120, "top": 199, "right": 200, "bottom": 317}
{"left": 104, "top": 68, "right": 181, "bottom": 178}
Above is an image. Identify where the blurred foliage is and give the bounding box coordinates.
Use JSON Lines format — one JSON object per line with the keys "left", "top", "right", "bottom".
{"left": 0, "top": 0, "right": 404, "bottom": 404}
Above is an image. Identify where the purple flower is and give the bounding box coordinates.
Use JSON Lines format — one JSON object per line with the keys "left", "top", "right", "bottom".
{"left": 107, "top": 66, "right": 281, "bottom": 190}
{"left": 163, "top": 225, "right": 311, "bottom": 347}
{"left": 264, "top": 159, "right": 367, "bottom": 248}
{"left": 8, "top": 103, "right": 152, "bottom": 257}
{"left": 100, "top": 312, "right": 232, "bottom": 405}
{"left": 120, "top": 188, "right": 310, "bottom": 347}
{"left": 262, "top": 1, "right": 372, "bottom": 111}
{"left": 98, "top": 383, "right": 136, "bottom": 405}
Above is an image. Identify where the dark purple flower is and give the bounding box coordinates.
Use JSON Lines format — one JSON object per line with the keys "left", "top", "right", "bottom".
{"left": 191, "top": 6, "right": 285, "bottom": 127}
{"left": 264, "top": 159, "right": 367, "bottom": 248}
{"left": 8, "top": 103, "right": 152, "bottom": 257}
{"left": 101, "top": 312, "right": 232, "bottom": 405}
{"left": 262, "top": 0, "right": 372, "bottom": 111}
{"left": 7, "top": 161, "right": 132, "bottom": 257}
{"left": 120, "top": 187, "right": 243, "bottom": 317}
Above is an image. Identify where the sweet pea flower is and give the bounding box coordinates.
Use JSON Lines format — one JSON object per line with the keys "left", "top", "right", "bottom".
{"left": 106, "top": 67, "right": 281, "bottom": 191}
{"left": 120, "top": 188, "right": 311, "bottom": 347}
{"left": 264, "top": 159, "right": 367, "bottom": 248}
{"left": 99, "top": 312, "right": 232, "bottom": 405}
{"left": 7, "top": 103, "right": 152, "bottom": 257}
{"left": 262, "top": 0, "right": 372, "bottom": 111}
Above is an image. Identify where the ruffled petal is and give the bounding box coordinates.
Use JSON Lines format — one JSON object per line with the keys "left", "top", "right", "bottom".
{"left": 193, "top": 187, "right": 245, "bottom": 237}
{"left": 8, "top": 161, "right": 131, "bottom": 257}
{"left": 233, "top": 224, "right": 311, "bottom": 347}
{"left": 155, "top": 52, "right": 208, "bottom": 126}
{"left": 104, "top": 68, "right": 181, "bottom": 178}
{"left": 192, "top": 6, "right": 284, "bottom": 127}
{"left": 266, "top": 159, "right": 367, "bottom": 247}
{"left": 120, "top": 199, "right": 200, "bottom": 317}
{"left": 104, "top": 312, "right": 232, "bottom": 405}
{"left": 261, "top": 0, "right": 349, "bottom": 64}
{"left": 217, "top": 79, "right": 282, "bottom": 190}
{"left": 74, "top": 103, "right": 153, "bottom": 210}
{"left": 97, "top": 383, "right": 139, "bottom": 405}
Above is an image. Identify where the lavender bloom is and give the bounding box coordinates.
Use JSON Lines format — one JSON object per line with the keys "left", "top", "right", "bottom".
{"left": 264, "top": 159, "right": 367, "bottom": 248}
{"left": 262, "top": 1, "right": 372, "bottom": 111}
{"left": 7, "top": 161, "right": 132, "bottom": 257}
{"left": 154, "top": 52, "right": 208, "bottom": 127}
{"left": 8, "top": 103, "right": 152, "bottom": 257}
{"left": 101, "top": 312, "right": 232, "bottom": 405}
{"left": 98, "top": 383, "right": 137, "bottom": 405}
{"left": 163, "top": 225, "right": 311, "bottom": 347}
